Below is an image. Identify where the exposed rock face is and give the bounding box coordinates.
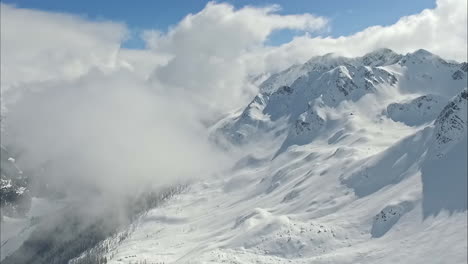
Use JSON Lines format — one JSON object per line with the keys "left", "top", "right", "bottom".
{"left": 452, "top": 70, "right": 465, "bottom": 80}
{"left": 371, "top": 201, "right": 414, "bottom": 238}
{"left": 460, "top": 62, "right": 468, "bottom": 72}
{"left": 360, "top": 48, "right": 403, "bottom": 67}
{"left": 432, "top": 88, "right": 468, "bottom": 157}
{"left": 1, "top": 146, "right": 31, "bottom": 218}
{"left": 386, "top": 94, "right": 446, "bottom": 126}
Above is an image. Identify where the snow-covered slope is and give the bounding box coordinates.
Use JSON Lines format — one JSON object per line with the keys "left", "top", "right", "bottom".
{"left": 69, "top": 49, "right": 467, "bottom": 264}
{"left": 386, "top": 94, "right": 447, "bottom": 126}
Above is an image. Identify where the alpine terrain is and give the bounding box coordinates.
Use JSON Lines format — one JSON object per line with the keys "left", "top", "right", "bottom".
{"left": 1, "top": 48, "right": 467, "bottom": 263}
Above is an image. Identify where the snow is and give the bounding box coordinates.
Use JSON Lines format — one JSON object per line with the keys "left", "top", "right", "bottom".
{"left": 386, "top": 94, "right": 447, "bottom": 126}
{"left": 26, "top": 49, "right": 468, "bottom": 263}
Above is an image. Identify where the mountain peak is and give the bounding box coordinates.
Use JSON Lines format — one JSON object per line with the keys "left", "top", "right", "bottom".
{"left": 398, "top": 49, "right": 454, "bottom": 66}
{"left": 411, "top": 49, "right": 434, "bottom": 57}
{"left": 360, "top": 48, "right": 402, "bottom": 66}
{"left": 365, "top": 48, "right": 396, "bottom": 56}
{"left": 305, "top": 48, "right": 403, "bottom": 68}
{"left": 404, "top": 49, "right": 443, "bottom": 61}
{"left": 306, "top": 53, "right": 349, "bottom": 65}
{"left": 302, "top": 53, "right": 354, "bottom": 74}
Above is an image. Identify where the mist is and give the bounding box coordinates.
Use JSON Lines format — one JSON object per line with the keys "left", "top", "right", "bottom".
{"left": 0, "top": 2, "right": 328, "bottom": 204}
{"left": 0, "top": 60, "right": 236, "bottom": 263}
{"left": 1, "top": 67, "right": 231, "bottom": 199}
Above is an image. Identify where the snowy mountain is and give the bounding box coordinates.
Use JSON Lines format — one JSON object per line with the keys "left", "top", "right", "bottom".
{"left": 66, "top": 49, "right": 465, "bottom": 264}
{"left": 214, "top": 48, "right": 465, "bottom": 151}
{"left": 2, "top": 49, "right": 467, "bottom": 264}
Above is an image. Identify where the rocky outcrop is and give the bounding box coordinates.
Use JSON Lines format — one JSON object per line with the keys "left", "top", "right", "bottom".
{"left": 386, "top": 94, "right": 446, "bottom": 126}
{"left": 432, "top": 88, "right": 467, "bottom": 157}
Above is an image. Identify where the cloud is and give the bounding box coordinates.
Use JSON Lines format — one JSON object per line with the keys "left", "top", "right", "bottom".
{"left": 2, "top": 69, "right": 228, "bottom": 198}
{"left": 254, "top": 0, "right": 467, "bottom": 72}
{"left": 143, "top": 2, "right": 328, "bottom": 117}
{"left": 0, "top": 3, "right": 238, "bottom": 200}
{"left": 0, "top": 4, "right": 130, "bottom": 90}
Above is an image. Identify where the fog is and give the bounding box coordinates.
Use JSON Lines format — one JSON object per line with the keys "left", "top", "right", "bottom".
{"left": 2, "top": 69, "right": 229, "bottom": 199}
{"left": 0, "top": 58, "right": 236, "bottom": 263}
{"left": 0, "top": 2, "right": 329, "bottom": 204}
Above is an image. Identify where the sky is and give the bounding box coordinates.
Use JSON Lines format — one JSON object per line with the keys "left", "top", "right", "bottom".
{"left": 2, "top": 0, "right": 436, "bottom": 48}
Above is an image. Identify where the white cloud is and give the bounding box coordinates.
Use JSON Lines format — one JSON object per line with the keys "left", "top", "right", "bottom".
{"left": 254, "top": 0, "right": 467, "bottom": 72}
{"left": 2, "top": 68, "right": 229, "bottom": 198}
{"left": 0, "top": 4, "right": 128, "bottom": 89}
{"left": 0, "top": 3, "right": 228, "bottom": 199}
{"left": 143, "top": 2, "right": 328, "bottom": 117}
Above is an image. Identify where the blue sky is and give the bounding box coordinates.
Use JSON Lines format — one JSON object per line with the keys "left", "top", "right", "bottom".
{"left": 3, "top": 0, "right": 436, "bottom": 48}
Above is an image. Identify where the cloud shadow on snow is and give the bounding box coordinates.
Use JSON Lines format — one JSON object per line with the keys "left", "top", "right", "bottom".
{"left": 421, "top": 136, "right": 467, "bottom": 218}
